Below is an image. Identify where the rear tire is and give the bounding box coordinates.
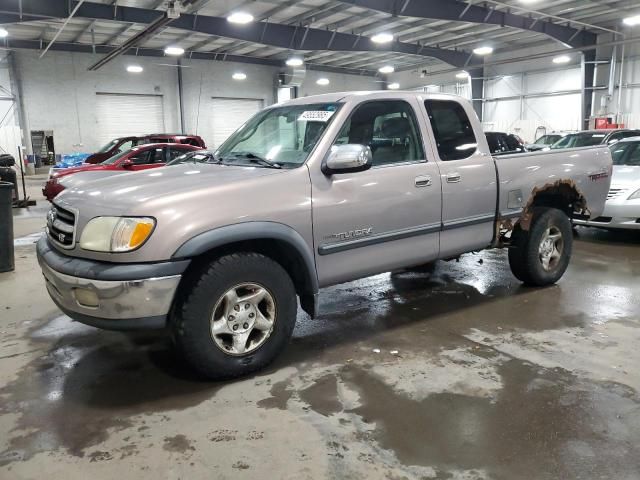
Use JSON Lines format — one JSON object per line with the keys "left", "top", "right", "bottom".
{"left": 171, "top": 252, "right": 297, "bottom": 379}
{"left": 508, "top": 207, "right": 572, "bottom": 286}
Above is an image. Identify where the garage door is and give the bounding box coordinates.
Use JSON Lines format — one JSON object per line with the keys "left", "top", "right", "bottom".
{"left": 211, "top": 97, "right": 263, "bottom": 148}
{"left": 95, "top": 93, "right": 165, "bottom": 145}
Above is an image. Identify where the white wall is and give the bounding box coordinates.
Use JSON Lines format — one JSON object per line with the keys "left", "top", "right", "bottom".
{"left": 12, "top": 49, "right": 381, "bottom": 154}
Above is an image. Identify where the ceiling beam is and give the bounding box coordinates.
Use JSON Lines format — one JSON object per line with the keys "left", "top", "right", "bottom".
{"left": 0, "top": 0, "right": 473, "bottom": 68}
{"left": 336, "top": 0, "right": 597, "bottom": 48}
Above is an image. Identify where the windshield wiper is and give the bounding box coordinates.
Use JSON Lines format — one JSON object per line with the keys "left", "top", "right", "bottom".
{"left": 223, "top": 152, "right": 282, "bottom": 169}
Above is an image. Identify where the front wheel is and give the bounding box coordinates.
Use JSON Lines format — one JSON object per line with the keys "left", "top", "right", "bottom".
{"left": 171, "top": 252, "right": 297, "bottom": 379}
{"left": 508, "top": 207, "right": 573, "bottom": 286}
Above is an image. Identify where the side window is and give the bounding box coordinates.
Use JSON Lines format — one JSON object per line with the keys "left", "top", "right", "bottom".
{"left": 119, "top": 140, "right": 133, "bottom": 152}
{"left": 150, "top": 148, "right": 165, "bottom": 163}
{"left": 129, "top": 150, "right": 151, "bottom": 165}
{"left": 169, "top": 147, "right": 187, "bottom": 160}
{"left": 485, "top": 134, "right": 500, "bottom": 154}
{"left": 424, "top": 100, "right": 478, "bottom": 161}
{"left": 334, "top": 100, "right": 424, "bottom": 166}
{"left": 505, "top": 135, "right": 521, "bottom": 151}
{"left": 627, "top": 144, "right": 640, "bottom": 166}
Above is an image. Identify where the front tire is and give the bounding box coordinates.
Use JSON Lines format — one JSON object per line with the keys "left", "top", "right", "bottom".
{"left": 172, "top": 252, "right": 297, "bottom": 379}
{"left": 508, "top": 208, "right": 572, "bottom": 286}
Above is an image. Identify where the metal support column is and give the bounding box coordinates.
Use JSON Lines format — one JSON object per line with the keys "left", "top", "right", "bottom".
{"left": 581, "top": 50, "right": 596, "bottom": 130}
{"left": 177, "top": 58, "right": 185, "bottom": 133}
{"left": 469, "top": 67, "right": 484, "bottom": 121}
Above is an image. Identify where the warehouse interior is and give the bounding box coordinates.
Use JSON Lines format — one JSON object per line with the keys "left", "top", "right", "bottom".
{"left": 1, "top": 1, "right": 640, "bottom": 478}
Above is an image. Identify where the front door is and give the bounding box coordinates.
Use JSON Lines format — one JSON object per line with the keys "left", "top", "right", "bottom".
{"left": 311, "top": 98, "right": 442, "bottom": 287}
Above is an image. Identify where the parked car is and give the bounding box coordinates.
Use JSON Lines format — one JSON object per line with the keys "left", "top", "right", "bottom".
{"left": 550, "top": 129, "right": 640, "bottom": 150}
{"left": 485, "top": 132, "right": 527, "bottom": 155}
{"left": 574, "top": 137, "right": 640, "bottom": 230}
{"left": 525, "top": 134, "right": 564, "bottom": 152}
{"left": 37, "top": 92, "right": 611, "bottom": 379}
{"left": 84, "top": 134, "right": 206, "bottom": 164}
{"left": 43, "top": 143, "right": 200, "bottom": 201}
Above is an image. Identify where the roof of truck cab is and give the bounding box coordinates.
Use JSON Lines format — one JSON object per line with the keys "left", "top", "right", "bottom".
{"left": 279, "top": 91, "right": 461, "bottom": 107}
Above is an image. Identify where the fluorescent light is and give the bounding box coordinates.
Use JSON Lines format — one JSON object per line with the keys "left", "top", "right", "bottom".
{"left": 371, "top": 33, "right": 394, "bottom": 44}
{"left": 0, "top": 28, "right": 8, "bottom": 38}
{"left": 286, "top": 57, "right": 304, "bottom": 67}
{"left": 378, "top": 65, "right": 395, "bottom": 74}
{"left": 316, "top": 78, "right": 330, "bottom": 86}
{"left": 623, "top": 15, "right": 640, "bottom": 26}
{"left": 164, "top": 46, "right": 184, "bottom": 56}
{"left": 387, "top": 82, "right": 400, "bottom": 90}
{"left": 473, "top": 46, "right": 493, "bottom": 55}
{"left": 227, "top": 12, "right": 254, "bottom": 24}
{"left": 126, "top": 65, "right": 143, "bottom": 73}
{"left": 553, "top": 55, "right": 571, "bottom": 64}
{"left": 232, "top": 72, "right": 247, "bottom": 80}
{"left": 456, "top": 71, "right": 469, "bottom": 79}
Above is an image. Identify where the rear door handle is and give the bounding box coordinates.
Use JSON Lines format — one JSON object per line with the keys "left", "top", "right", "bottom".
{"left": 446, "top": 172, "right": 462, "bottom": 183}
{"left": 415, "top": 175, "right": 432, "bottom": 187}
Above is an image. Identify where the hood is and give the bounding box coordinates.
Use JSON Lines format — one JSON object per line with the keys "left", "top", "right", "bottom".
{"left": 58, "top": 169, "right": 130, "bottom": 188}
{"left": 57, "top": 163, "right": 286, "bottom": 213}
{"left": 54, "top": 163, "right": 113, "bottom": 178}
{"left": 611, "top": 165, "right": 640, "bottom": 188}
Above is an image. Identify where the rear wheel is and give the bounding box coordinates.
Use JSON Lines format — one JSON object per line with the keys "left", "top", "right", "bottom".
{"left": 508, "top": 208, "right": 572, "bottom": 286}
{"left": 172, "top": 252, "right": 297, "bottom": 379}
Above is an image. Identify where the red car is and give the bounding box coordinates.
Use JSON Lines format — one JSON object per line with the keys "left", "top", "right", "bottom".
{"left": 43, "top": 143, "right": 201, "bottom": 201}
{"left": 84, "top": 134, "right": 206, "bottom": 164}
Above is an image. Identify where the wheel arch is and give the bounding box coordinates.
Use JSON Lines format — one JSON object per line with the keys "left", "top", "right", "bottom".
{"left": 172, "top": 222, "right": 319, "bottom": 317}
{"left": 519, "top": 180, "right": 588, "bottom": 231}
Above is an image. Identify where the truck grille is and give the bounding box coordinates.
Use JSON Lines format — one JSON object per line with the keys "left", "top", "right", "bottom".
{"left": 607, "top": 188, "right": 624, "bottom": 200}
{"left": 47, "top": 204, "right": 76, "bottom": 248}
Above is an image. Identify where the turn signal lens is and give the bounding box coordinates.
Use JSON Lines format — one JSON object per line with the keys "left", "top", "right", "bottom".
{"left": 628, "top": 189, "right": 640, "bottom": 200}
{"left": 130, "top": 221, "right": 154, "bottom": 249}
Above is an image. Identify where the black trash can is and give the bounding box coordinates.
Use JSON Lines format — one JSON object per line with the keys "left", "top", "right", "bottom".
{"left": 0, "top": 167, "right": 17, "bottom": 202}
{"left": 0, "top": 181, "right": 14, "bottom": 273}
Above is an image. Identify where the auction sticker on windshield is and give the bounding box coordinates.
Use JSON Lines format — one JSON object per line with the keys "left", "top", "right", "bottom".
{"left": 298, "top": 111, "right": 335, "bottom": 122}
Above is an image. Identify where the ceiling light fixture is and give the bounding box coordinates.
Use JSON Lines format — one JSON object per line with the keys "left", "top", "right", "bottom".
{"left": 553, "top": 55, "right": 571, "bottom": 64}
{"left": 456, "top": 71, "right": 470, "bottom": 79}
{"left": 126, "top": 65, "right": 143, "bottom": 73}
{"left": 164, "top": 46, "right": 184, "bottom": 56}
{"left": 473, "top": 46, "right": 493, "bottom": 55}
{"left": 378, "top": 65, "right": 395, "bottom": 74}
{"left": 232, "top": 72, "right": 247, "bottom": 80}
{"left": 623, "top": 14, "right": 640, "bottom": 26}
{"left": 227, "top": 12, "right": 254, "bottom": 24}
{"left": 0, "top": 28, "right": 8, "bottom": 38}
{"left": 387, "top": 83, "right": 400, "bottom": 90}
{"left": 371, "top": 33, "right": 394, "bottom": 44}
{"left": 286, "top": 57, "right": 304, "bottom": 67}
{"left": 316, "top": 78, "right": 330, "bottom": 86}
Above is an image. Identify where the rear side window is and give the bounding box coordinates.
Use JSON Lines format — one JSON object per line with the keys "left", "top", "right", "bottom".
{"left": 424, "top": 100, "right": 478, "bottom": 161}
{"left": 505, "top": 135, "right": 521, "bottom": 151}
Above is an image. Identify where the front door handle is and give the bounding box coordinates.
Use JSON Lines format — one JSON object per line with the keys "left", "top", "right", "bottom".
{"left": 415, "top": 175, "right": 432, "bottom": 187}
{"left": 446, "top": 172, "right": 462, "bottom": 183}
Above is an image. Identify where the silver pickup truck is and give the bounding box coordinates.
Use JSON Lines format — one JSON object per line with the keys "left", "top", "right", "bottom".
{"left": 37, "top": 92, "right": 612, "bottom": 378}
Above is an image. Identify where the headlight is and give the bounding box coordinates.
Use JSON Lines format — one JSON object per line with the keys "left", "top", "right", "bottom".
{"left": 629, "top": 189, "right": 640, "bottom": 201}
{"left": 80, "top": 217, "right": 155, "bottom": 252}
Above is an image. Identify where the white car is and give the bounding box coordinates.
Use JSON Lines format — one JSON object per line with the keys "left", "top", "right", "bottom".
{"left": 574, "top": 137, "right": 640, "bottom": 230}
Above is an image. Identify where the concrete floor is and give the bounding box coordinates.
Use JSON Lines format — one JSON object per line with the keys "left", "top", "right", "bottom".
{"left": 1, "top": 177, "right": 640, "bottom": 479}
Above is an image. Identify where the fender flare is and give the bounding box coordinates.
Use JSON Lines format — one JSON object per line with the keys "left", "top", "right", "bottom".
{"left": 172, "top": 221, "right": 319, "bottom": 295}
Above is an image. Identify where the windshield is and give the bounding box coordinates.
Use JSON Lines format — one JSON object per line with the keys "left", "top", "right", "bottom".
{"left": 97, "top": 139, "right": 121, "bottom": 153}
{"left": 167, "top": 151, "right": 216, "bottom": 166}
{"left": 551, "top": 132, "right": 606, "bottom": 149}
{"left": 534, "top": 135, "right": 561, "bottom": 145}
{"left": 215, "top": 103, "right": 342, "bottom": 168}
{"left": 610, "top": 142, "right": 640, "bottom": 166}
{"left": 102, "top": 149, "right": 133, "bottom": 165}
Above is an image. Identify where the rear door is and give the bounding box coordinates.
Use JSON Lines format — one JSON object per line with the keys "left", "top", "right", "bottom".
{"left": 311, "top": 98, "right": 442, "bottom": 286}
{"left": 422, "top": 99, "right": 497, "bottom": 258}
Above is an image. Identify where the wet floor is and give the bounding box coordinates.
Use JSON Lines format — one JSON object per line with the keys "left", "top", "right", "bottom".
{"left": 1, "top": 198, "right": 640, "bottom": 478}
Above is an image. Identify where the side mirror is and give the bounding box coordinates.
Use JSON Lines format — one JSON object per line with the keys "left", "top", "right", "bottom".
{"left": 322, "top": 144, "right": 373, "bottom": 175}
{"left": 121, "top": 159, "right": 134, "bottom": 168}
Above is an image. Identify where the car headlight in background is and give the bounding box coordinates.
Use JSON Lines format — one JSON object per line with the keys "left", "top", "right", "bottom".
{"left": 80, "top": 217, "right": 155, "bottom": 252}
{"left": 628, "top": 189, "right": 640, "bottom": 201}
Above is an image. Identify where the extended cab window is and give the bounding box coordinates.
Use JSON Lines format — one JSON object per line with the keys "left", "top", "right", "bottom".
{"left": 424, "top": 100, "right": 478, "bottom": 161}
{"left": 334, "top": 100, "right": 424, "bottom": 166}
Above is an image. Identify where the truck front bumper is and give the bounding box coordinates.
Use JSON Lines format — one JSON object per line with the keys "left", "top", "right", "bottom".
{"left": 36, "top": 236, "right": 189, "bottom": 330}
